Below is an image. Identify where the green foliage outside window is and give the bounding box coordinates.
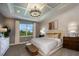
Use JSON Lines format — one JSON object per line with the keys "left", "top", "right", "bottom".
{"left": 20, "top": 30, "right": 26, "bottom": 36}
{"left": 20, "top": 30, "right": 33, "bottom": 37}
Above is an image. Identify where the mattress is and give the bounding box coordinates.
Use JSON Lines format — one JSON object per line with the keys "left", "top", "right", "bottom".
{"left": 31, "top": 37, "right": 62, "bottom": 55}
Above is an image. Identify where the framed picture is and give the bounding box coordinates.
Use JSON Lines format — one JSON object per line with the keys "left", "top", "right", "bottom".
{"left": 48, "top": 20, "right": 58, "bottom": 30}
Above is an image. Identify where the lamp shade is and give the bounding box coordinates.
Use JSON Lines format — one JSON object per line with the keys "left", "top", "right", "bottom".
{"left": 0, "top": 24, "right": 7, "bottom": 32}
{"left": 40, "top": 28, "right": 46, "bottom": 35}
{"left": 0, "top": 28, "right": 7, "bottom": 32}
{"left": 68, "top": 22, "right": 78, "bottom": 37}
{"left": 68, "top": 22, "right": 78, "bottom": 33}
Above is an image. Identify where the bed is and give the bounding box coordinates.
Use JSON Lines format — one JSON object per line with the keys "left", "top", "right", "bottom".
{"left": 31, "top": 30, "right": 63, "bottom": 56}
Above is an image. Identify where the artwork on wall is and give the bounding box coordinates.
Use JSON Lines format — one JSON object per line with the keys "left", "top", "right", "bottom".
{"left": 48, "top": 20, "right": 58, "bottom": 30}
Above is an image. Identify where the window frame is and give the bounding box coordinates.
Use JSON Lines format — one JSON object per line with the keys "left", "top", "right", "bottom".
{"left": 19, "top": 23, "right": 33, "bottom": 37}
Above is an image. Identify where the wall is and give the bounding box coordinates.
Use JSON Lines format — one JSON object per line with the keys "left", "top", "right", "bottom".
{"left": 13, "top": 19, "right": 40, "bottom": 44}
{"left": 20, "top": 22, "right": 41, "bottom": 42}
{"left": 4, "top": 18, "right": 15, "bottom": 44}
{"left": 36, "top": 22, "right": 41, "bottom": 37}
{"left": 1, "top": 18, "right": 40, "bottom": 44}
{"left": 0, "top": 14, "right": 15, "bottom": 44}
{"left": 0, "top": 13, "right": 5, "bottom": 25}
{"left": 40, "top": 5, "right": 79, "bottom": 36}
{"left": 0, "top": 13, "right": 40, "bottom": 44}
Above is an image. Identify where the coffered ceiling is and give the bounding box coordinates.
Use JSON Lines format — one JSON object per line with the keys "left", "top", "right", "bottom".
{"left": 0, "top": 3, "right": 78, "bottom": 22}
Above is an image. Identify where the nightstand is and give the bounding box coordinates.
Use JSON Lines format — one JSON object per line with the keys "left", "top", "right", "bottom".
{"left": 63, "top": 37, "right": 79, "bottom": 51}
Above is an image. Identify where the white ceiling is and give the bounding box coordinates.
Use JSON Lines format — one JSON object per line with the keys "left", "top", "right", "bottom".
{"left": 0, "top": 3, "right": 79, "bottom": 22}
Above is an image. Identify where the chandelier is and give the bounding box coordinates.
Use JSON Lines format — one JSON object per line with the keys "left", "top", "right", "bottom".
{"left": 29, "top": 6, "right": 41, "bottom": 17}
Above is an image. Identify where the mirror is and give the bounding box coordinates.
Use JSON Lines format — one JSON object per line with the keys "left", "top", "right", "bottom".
{"left": 48, "top": 20, "right": 58, "bottom": 30}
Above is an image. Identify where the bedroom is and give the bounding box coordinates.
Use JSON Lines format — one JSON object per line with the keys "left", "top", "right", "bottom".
{"left": 0, "top": 3, "right": 79, "bottom": 56}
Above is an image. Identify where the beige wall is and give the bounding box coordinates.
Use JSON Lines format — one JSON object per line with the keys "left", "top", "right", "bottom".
{"left": 0, "top": 13, "right": 5, "bottom": 25}
{"left": 36, "top": 22, "right": 41, "bottom": 37}
{"left": 14, "top": 20, "right": 40, "bottom": 44}
{"left": 0, "top": 14, "right": 15, "bottom": 44}
{"left": 40, "top": 5, "right": 79, "bottom": 36}
{"left": 4, "top": 18, "right": 15, "bottom": 44}
{"left": 0, "top": 14, "right": 40, "bottom": 44}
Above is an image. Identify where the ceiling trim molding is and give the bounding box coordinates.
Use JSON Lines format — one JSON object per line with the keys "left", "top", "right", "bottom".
{"left": 40, "top": 4, "right": 79, "bottom": 22}
{"left": 1, "top": 3, "right": 78, "bottom": 22}
{"left": 39, "top": 4, "right": 74, "bottom": 21}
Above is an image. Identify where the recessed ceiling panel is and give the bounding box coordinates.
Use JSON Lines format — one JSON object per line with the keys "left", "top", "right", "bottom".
{"left": 13, "top": 3, "right": 28, "bottom": 8}
{"left": 0, "top": 3, "right": 76, "bottom": 22}
{"left": 41, "top": 5, "right": 52, "bottom": 15}
{"left": 12, "top": 3, "right": 60, "bottom": 20}
{"left": 14, "top": 6, "right": 26, "bottom": 16}
{"left": 47, "top": 3, "right": 60, "bottom": 8}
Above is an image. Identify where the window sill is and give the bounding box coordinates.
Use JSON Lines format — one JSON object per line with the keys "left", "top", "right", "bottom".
{"left": 20, "top": 35, "right": 32, "bottom": 38}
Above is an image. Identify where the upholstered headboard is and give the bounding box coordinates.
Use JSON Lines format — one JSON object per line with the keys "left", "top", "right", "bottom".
{"left": 46, "top": 30, "right": 64, "bottom": 39}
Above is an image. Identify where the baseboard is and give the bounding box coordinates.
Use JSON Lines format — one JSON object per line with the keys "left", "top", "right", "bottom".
{"left": 10, "top": 42, "right": 26, "bottom": 46}
{"left": 10, "top": 43, "right": 16, "bottom": 46}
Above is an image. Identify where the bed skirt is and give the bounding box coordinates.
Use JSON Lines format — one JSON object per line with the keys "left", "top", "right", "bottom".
{"left": 38, "top": 45, "right": 62, "bottom": 56}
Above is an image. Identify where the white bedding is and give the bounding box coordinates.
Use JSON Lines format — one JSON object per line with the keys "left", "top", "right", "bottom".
{"left": 31, "top": 37, "right": 62, "bottom": 55}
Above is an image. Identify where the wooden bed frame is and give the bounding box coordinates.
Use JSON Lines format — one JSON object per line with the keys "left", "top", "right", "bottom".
{"left": 46, "top": 30, "right": 63, "bottom": 39}
{"left": 38, "top": 30, "right": 64, "bottom": 56}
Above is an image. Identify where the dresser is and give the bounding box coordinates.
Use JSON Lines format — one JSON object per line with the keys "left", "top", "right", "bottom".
{"left": 0, "top": 37, "right": 9, "bottom": 56}
{"left": 63, "top": 37, "right": 79, "bottom": 51}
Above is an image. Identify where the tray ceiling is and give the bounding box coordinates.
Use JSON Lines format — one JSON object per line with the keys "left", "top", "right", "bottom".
{"left": 0, "top": 3, "right": 78, "bottom": 22}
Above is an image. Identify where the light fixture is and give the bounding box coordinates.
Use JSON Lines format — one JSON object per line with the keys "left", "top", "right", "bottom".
{"left": 68, "top": 22, "right": 78, "bottom": 37}
{"left": 40, "top": 28, "right": 46, "bottom": 35}
{"left": 29, "top": 6, "right": 41, "bottom": 17}
{"left": 0, "top": 28, "right": 7, "bottom": 32}
{"left": 17, "top": 10, "right": 20, "bottom": 13}
{"left": 0, "top": 24, "right": 7, "bottom": 32}
{"left": 68, "top": 22, "right": 78, "bottom": 32}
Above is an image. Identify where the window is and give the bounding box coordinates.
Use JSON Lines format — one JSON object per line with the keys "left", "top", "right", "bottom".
{"left": 19, "top": 23, "right": 33, "bottom": 37}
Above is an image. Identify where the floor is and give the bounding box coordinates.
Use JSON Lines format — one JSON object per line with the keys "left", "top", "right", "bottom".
{"left": 4, "top": 44, "right": 79, "bottom": 56}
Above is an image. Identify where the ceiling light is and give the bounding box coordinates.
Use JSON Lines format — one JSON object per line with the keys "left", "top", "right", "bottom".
{"left": 29, "top": 6, "right": 41, "bottom": 17}
{"left": 17, "top": 10, "right": 20, "bottom": 13}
